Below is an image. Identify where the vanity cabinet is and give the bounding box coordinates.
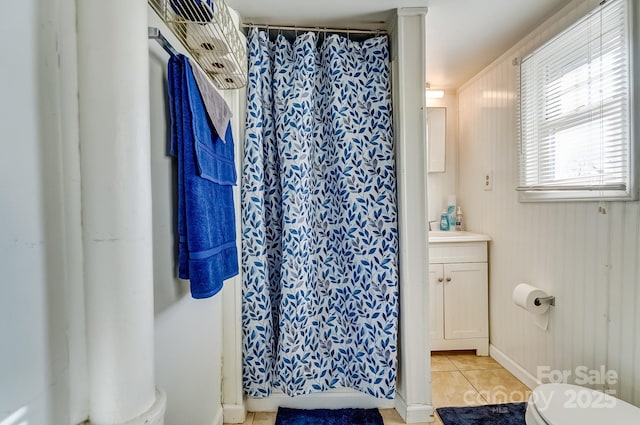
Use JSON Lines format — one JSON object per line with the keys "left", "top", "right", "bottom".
{"left": 428, "top": 234, "right": 489, "bottom": 355}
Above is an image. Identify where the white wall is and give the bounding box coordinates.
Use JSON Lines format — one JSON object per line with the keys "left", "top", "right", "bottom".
{"left": 0, "top": 0, "right": 86, "bottom": 423}
{"left": 426, "top": 92, "right": 458, "bottom": 224}
{"left": 154, "top": 295, "right": 223, "bottom": 425}
{"left": 458, "top": 0, "right": 640, "bottom": 405}
{"left": 148, "top": 21, "right": 189, "bottom": 316}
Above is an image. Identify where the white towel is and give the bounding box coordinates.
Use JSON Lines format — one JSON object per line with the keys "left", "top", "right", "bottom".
{"left": 189, "top": 61, "right": 232, "bottom": 140}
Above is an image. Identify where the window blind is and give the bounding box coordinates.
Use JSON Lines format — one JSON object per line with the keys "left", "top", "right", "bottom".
{"left": 518, "top": 0, "right": 632, "bottom": 199}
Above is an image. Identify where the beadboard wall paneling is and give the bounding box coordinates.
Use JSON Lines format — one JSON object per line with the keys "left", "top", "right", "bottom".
{"left": 457, "top": 0, "right": 640, "bottom": 405}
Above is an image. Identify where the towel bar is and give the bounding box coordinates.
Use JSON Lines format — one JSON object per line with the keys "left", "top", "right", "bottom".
{"left": 148, "top": 27, "right": 178, "bottom": 57}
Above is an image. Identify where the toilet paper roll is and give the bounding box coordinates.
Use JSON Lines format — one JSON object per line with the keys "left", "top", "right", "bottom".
{"left": 512, "top": 283, "right": 551, "bottom": 330}
{"left": 513, "top": 283, "right": 550, "bottom": 314}
{"left": 186, "top": 23, "right": 231, "bottom": 54}
{"left": 198, "top": 52, "right": 240, "bottom": 75}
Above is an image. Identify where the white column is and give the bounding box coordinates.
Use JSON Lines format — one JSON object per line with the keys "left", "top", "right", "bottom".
{"left": 391, "top": 7, "right": 432, "bottom": 424}
{"left": 77, "top": 1, "right": 165, "bottom": 424}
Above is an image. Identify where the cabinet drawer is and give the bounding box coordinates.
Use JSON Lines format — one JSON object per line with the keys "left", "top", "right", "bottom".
{"left": 429, "top": 241, "right": 487, "bottom": 263}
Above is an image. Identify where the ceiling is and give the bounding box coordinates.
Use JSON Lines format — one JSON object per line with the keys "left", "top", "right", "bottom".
{"left": 227, "top": 0, "right": 573, "bottom": 89}
{"left": 422, "top": 0, "right": 572, "bottom": 88}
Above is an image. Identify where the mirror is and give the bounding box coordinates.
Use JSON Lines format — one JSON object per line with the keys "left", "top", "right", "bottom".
{"left": 427, "top": 107, "right": 446, "bottom": 173}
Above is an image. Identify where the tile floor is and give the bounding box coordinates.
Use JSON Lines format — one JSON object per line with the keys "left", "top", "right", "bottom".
{"left": 226, "top": 351, "right": 531, "bottom": 425}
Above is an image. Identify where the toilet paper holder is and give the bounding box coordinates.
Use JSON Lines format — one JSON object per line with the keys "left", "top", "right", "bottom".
{"left": 534, "top": 295, "right": 555, "bottom": 306}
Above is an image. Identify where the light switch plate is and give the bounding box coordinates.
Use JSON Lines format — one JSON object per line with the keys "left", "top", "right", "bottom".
{"left": 483, "top": 170, "right": 493, "bottom": 191}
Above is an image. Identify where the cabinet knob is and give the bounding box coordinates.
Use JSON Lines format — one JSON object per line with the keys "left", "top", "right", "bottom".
{"left": 438, "top": 277, "right": 443, "bottom": 283}
{"left": 445, "top": 277, "right": 452, "bottom": 282}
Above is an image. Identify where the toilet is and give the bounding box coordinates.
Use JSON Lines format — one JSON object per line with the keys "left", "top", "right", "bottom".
{"left": 526, "top": 383, "right": 640, "bottom": 425}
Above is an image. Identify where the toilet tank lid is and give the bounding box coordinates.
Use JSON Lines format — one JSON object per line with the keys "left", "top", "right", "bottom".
{"left": 532, "top": 383, "right": 640, "bottom": 425}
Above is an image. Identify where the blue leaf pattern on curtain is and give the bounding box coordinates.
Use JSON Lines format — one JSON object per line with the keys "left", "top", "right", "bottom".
{"left": 242, "top": 29, "right": 398, "bottom": 399}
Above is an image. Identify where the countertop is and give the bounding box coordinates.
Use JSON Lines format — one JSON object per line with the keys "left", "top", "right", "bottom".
{"left": 428, "top": 231, "right": 491, "bottom": 243}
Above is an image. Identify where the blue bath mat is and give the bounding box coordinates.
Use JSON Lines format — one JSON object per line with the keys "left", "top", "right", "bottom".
{"left": 275, "top": 408, "right": 384, "bottom": 425}
{"left": 436, "top": 402, "right": 527, "bottom": 425}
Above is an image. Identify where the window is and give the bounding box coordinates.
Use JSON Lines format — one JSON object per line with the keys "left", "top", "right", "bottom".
{"left": 518, "top": 0, "right": 635, "bottom": 201}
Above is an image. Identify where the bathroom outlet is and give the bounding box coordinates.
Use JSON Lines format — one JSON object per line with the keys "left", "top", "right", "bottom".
{"left": 483, "top": 170, "right": 493, "bottom": 191}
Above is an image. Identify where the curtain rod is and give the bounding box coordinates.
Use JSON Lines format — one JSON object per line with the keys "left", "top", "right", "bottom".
{"left": 242, "top": 23, "right": 387, "bottom": 35}
{"left": 148, "top": 27, "right": 178, "bottom": 57}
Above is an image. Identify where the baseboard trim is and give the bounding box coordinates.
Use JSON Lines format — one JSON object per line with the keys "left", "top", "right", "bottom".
{"left": 211, "top": 408, "right": 224, "bottom": 425}
{"left": 431, "top": 338, "right": 489, "bottom": 356}
{"left": 489, "top": 344, "right": 539, "bottom": 390}
{"left": 394, "top": 393, "right": 434, "bottom": 424}
{"left": 223, "top": 403, "right": 247, "bottom": 424}
{"left": 246, "top": 389, "right": 395, "bottom": 412}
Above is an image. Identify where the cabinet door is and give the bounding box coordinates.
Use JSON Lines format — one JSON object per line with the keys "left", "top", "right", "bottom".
{"left": 429, "top": 264, "right": 444, "bottom": 341}
{"left": 443, "top": 262, "right": 488, "bottom": 340}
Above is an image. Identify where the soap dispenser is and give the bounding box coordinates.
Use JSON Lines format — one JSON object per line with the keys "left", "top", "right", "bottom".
{"left": 455, "top": 206, "right": 464, "bottom": 231}
{"left": 439, "top": 210, "right": 450, "bottom": 231}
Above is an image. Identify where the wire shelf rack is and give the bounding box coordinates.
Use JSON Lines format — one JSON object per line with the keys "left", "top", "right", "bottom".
{"left": 149, "top": 0, "right": 247, "bottom": 89}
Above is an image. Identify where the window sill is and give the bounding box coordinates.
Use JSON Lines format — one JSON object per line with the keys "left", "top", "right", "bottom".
{"left": 517, "top": 188, "right": 637, "bottom": 202}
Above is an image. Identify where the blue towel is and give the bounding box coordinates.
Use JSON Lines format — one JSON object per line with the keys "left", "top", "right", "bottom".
{"left": 168, "top": 54, "right": 238, "bottom": 299}
{"left": 188, "top": 66, "right": 236, "bottom": 185}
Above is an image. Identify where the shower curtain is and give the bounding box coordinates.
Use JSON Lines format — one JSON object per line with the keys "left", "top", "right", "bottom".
{"left": 241, "top": 29, "right": 398, "bottom": 399}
